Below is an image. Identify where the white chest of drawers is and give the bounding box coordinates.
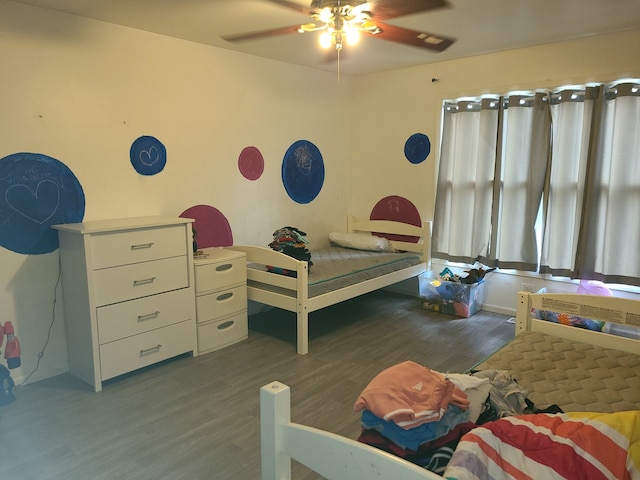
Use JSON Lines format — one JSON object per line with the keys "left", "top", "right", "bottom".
{"left": 53, "top": 216, "right": 197, "bottom": 392}
{"left": 194, "top": 247, "right": 248, "bottom": 354}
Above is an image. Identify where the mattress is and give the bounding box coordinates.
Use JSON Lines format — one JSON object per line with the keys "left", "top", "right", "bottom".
{"left": 251, "top": 247, "right": 423, "bottom": 298}
{"left": 472, "top": 331, "right": 640, "bottom": 413}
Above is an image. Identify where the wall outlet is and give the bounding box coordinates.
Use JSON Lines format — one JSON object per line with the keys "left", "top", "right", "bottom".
{"left": 521, "top": 283, "right": 536, "bottom": 292}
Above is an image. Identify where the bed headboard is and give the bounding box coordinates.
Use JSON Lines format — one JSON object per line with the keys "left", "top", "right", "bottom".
{"left": 260, "top": 381, "right": 442, "bottom": 480}
{"left": 516, "top": 291, "right": 640, "bottom": 354}
{"left": 347, "top": 216, "right": 432, "bottom": 270}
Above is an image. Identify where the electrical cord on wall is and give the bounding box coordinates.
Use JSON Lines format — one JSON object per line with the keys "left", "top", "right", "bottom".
{"left": 17, "top": 253, "right": 62, "bottom": 387}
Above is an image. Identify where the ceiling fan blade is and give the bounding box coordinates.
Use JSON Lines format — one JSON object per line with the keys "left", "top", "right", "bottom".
{"left": 265, "top": 0, "right": 312, "bottom": 14}
{"left": 373, "top": 22, "right": 455, "bottom": 52}
{"left": 222, "top": 25, "right": 302, "bottom": 43}
{"left": 371, "top": 0, "right": 449, "bottom": 21}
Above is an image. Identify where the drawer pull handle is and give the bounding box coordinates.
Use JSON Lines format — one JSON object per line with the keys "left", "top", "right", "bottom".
{"left": 216, "top": 292, "right": 234, "bottom": 302}
{"left": 218, "top": 321, "right": 234, "bottom": 331}
{"left": 131, "top": 242, "right": 154, "bottom": 250}
{"left": 216, "top": 264, "right": 233, "bottom": 272}
{"left": 133, "top": 277, "right": 156, "bottom": 286}
{"left": 140, "top": 344, "right": 162, "bottom": 356}
{"left": 138, "top": 311, "right": 160, "bottom": 321}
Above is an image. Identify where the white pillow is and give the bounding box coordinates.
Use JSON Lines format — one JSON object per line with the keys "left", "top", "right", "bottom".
{"left": 329, "top": 232, "right": 392, "bottom": 251}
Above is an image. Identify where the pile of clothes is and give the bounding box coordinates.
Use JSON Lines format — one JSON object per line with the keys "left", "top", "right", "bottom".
{"left": 439, "top": 265, "right": 496, "bottom": 285}
{"left": 267, "top": 226, "right": 312, "bottom": 276}
{"left": 354, "top": 361, "right": 555, "bottom": 475}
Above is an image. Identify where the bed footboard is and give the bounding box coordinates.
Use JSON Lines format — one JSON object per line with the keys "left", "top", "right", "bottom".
{"left": 260, "top": 382, "right": 441, "bottom": 480}
{"left": 516, "top": 290, "right": 640, "bottom": 354}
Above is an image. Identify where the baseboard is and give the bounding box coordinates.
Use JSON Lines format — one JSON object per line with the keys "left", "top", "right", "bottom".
{"left": 13, "top": 364, "right": 69, "bottom": 388}
{"left": 481, "top": 303, "right": 516, "bottom": 317}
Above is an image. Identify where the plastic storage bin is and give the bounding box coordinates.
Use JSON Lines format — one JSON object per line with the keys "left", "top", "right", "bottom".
{"left": 420, "top": 275, "right": 484, "bottom": 317}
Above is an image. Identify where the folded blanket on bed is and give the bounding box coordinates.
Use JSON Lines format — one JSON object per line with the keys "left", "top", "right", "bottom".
{"left": 443, "top": 411, "right": 640, "bottom": 480}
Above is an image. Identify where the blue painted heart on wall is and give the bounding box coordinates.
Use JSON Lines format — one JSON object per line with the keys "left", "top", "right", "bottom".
{"left": 130, "top": 136, "right": 166, "bottom": 175}
{"left": 0, "top": 152, "right": 85, "bottom": 255}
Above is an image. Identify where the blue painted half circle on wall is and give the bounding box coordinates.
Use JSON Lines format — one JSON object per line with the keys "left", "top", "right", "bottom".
{"left": 281, "top": 140, "right": 325, "bottom": 204}
{"left": 0, "top": 152, "right": 85, "bottom": 254}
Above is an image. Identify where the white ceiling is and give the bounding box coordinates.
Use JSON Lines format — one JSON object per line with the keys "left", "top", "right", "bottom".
{"left": 10, "top": 0, "right": 640, "bottom": 75}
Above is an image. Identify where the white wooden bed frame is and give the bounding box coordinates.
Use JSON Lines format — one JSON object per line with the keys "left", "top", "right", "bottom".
{"left": 260, "top": 291, "right": 639, "bottom": 479}
{"left": 260, "top": 381, "right": 442, "bottom": 480}
{"left": 229, "top": 216, "right": 431, "bottom": 355}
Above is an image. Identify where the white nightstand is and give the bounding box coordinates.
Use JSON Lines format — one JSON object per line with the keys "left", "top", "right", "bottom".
{"left": 194, "top": 247, "right": 248, "bottom": 354}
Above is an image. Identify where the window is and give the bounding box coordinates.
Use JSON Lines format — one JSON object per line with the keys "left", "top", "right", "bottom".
{"left": 432, "top": 80, "right": 640, "bottom": 287}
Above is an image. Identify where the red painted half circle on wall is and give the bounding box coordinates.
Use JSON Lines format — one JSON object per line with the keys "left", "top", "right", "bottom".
{"left": 370, "top": 196, "right": 421, "bottom": 243}
{"left": 180, "top": 204, "right": 233, "bottom": 248}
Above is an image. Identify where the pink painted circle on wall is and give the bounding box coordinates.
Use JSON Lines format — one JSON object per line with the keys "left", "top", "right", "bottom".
{"left": 238, "top": 146, "right": 264, "bottom": 180}
{"left": 370, "top": 195, "right": 421, "bottom": 243}
{"left": 180, "top": 204, "right": 233, "bottom": 248}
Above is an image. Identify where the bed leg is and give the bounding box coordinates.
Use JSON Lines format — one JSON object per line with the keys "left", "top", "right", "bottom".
{"left": 260, "top": 381, "right": 292, "bottom": 480}
{"left": 296, "top": 310, "right": 309, "bottom": 355}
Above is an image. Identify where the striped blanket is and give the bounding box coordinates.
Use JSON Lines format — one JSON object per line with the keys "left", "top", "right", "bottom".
{"left": 444, "top": 411, "right": 640, "bottom": 480}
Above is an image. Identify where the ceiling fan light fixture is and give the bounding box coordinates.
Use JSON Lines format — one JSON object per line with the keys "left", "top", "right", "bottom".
{"left": 345, "top": 25, "right": 360, "bottom": 45}
{"left": 319, "top": 30, "right": 333, "bottom": 49}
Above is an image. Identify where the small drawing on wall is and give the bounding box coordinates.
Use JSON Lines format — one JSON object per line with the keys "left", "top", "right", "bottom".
{"left": 0, "top": 152, "right": 85, "bottom": 255}
{"left": 180, "top": 204, "right": 233, "bottom": 248}
{"left": 130, "top": 135, "right": 167, "bottom": 176}
{"left": 281, "top": 140, "right": 325, "bottom": 204}
{"left": 370, "top": 195, "right": 421, "bottom": 243}
{"left": 238, "top": 146, "right": 264, "bottom": 181}
{"left": 404, "top": 133, "right": 431, "bottom": 164}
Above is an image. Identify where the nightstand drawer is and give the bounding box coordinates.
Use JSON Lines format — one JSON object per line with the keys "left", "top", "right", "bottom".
{"left": 197, "top": 312, "right": 248, "bottom": 354}
{"left": 97, "top": 288, "right": 194, "bottom": 344}
{"left": 195, "top": 256, "right": 246, "bottom": 294}
{"left": 91, "top": 225, "right": 187, "bottom": 269}
{"left": 93, "top": 255, "right": 189, "bottom": 306}
{"left": 196, "top": 285, "right": 247, "bottom": 324}
{"left": 100, "top": 320, "right": 195, "bottom": 381}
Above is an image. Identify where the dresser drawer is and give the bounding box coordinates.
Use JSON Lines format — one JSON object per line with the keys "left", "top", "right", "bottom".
{"left": 93, "top": 256, "right": 189, "bottom": 307}
{"left": 197, "top": 311, "right": 248, "bottom": 354}
{"left": 195, "top": 256, "right": 246, "bottom": 294}
{"left": 91, "top": 225, "right": 187, "bottom": 269}
{"left": 97, "top": 288, "right": 194, "bottom": 344}
{"left": 100, "top": 320, "right": 195, "bottom": 381}
{"left": 196, "top": 285, "right": 247, "bottom": 324}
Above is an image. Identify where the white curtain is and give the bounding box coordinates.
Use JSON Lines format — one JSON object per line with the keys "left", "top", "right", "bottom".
{"left": 539, "top": 87, "right": 595, "bottom": 276}
{"left": 575, "top": 83, "right": 640, "bottom": 284}
{"left": 433, "top": 81, "right": 640, "bottom": 287}
{"left": 491, "top": 93, "right": 549, "bottom": 270}
{"left": 431, "top": 98, "right": 499, "bottom": 264}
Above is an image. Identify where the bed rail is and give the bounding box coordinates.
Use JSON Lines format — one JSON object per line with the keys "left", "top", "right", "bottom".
{"left": 260, "top": 381, "right": 441, "bottom": 480}
{"left": 516, "top": 291, "right": 640, "bottom": 354}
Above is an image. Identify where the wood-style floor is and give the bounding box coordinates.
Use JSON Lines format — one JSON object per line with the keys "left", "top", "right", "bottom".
{"left": 1, "top": 290, "right": 514, "bottom": 480}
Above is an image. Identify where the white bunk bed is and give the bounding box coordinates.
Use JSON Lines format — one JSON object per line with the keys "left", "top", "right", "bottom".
{"left": 260, "top": 291, "right": 640, "bottom": 479}
{"left": 229, "top": 216, "right": 431, "bottom": 355}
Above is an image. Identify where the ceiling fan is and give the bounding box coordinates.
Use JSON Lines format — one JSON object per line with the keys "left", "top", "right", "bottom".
{"left": 222, "top": 0, "right": 455, "bottom": 54}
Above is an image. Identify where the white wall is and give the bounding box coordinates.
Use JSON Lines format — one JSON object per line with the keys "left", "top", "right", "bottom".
{"left": 351, "top": 29, "right": 640, "bottom": 313}
{"left": 2, "top": 0, "right": 639, "bottom": 386}
{"left": 0, "top": 1, "right": 354, "bottom": 385}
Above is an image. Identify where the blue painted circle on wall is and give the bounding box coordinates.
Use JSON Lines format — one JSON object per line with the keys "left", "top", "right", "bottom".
{"left": 0, "top": 152, "right": 85, "bottom": 254}
{"left": 404, "top": 133, "right": 431, "bottom": 164}
{"left": 130, "top": 135, "right": 167, "bottom": 175}
{"left": 281, "top": 140, "right": 325, "bottom": 204}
